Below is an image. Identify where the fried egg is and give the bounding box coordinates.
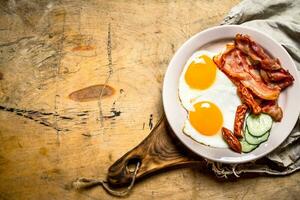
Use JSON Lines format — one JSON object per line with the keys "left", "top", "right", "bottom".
{"left": 179, "top": 50, "right": 241, "bottom": 148}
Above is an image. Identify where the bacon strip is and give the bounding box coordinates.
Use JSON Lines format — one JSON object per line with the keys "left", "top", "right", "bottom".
{"left": 217, "top": 48, "right": 280, "bottom": 100}
{"left": 277, "top": 79, "right": 294, "bottom": 90}
{"left": 235, "top": 34, "right": 281, "bottom": 70}
{"left": 260, "top": 69, "right": 271, "bottom": 84}
{"left": 240, "top": 79, "right": 280, "bottom": 100}
{"left": 266, "top": 69, "right": 293, "bottom": 81}
{"left": 233, "top": 104, "right": 248, "bottom": 138}
{"left": 260, "top": 68, "right": 294, "bottom": 90}
{"left": 261, "top": 101, "right": 283, "bottom": 122}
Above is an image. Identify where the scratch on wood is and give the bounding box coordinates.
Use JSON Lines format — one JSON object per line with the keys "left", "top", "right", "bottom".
{"left": 149, "top": 114, "right": 153, "bottom": 130}
{"left": 59, "top": 116, "right": 73, "bottom": 120}
{"left": 82, "top": 133, "right": 92, "bottom": 137}
{"left": 81, "top": 131, "right": 100, "bottom": 137}
{"left": 98, "top": 23, "right": 113, "bottom": 127}
{"left": 0, "top": 105, "right": 70, "bottom": 131}
{"left": 101, "top": 88, "right": 125, "bottom": 120}
{"left": 54, "top": 94, "right": 60, "bottom": 143}
{"left": 77, "top": 113, "right": 88, "bottom": 116}
{"left": 0, "top": 36, "right": 34, "bottom": 47}
{"left": 54, "top": 11, "right": 66, "bottom": 145}
{"left": 103, "top": 109, "right": 122, "bottom": 119}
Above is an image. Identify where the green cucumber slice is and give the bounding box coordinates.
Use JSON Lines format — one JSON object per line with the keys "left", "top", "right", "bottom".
{"left": 240, "top": 139, "right": 258, "bottom": 153}
{"left": 245, "top": 127, "right": 270, "bottom": 145}
{"left": 246, "top": 113, "right": 273, "bottom": 137}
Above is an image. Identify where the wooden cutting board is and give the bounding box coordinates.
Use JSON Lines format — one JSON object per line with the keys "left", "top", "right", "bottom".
{"left": 1, "top": 0, "right": 299, "bottom": 199}
{"left": 107, "top": 116, "right": 206, "bottom": 186}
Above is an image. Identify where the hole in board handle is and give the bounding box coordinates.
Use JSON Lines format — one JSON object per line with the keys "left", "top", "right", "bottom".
{"left": 126, "top": 158, "right": 141, "bottom": 173}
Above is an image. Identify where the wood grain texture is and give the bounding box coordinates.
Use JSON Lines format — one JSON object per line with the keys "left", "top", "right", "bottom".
{"left": 0, "top": 0, "right": 299, "bottom": 200}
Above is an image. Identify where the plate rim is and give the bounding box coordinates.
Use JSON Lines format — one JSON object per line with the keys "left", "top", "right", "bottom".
{"left": 162, "top": 25, "right": 300, "bottom": 164}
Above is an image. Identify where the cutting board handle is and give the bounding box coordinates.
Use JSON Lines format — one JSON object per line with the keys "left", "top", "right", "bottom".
{"left": 107, "top": 115, "right": 205, "bottom": 186}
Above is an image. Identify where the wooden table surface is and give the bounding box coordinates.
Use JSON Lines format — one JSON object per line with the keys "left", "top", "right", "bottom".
{"left": 0, "top": 0, "right": 299, "bottom": 199}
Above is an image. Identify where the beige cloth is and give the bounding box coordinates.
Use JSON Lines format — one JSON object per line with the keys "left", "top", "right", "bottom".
{"left": 212, "top": 0, "right": 300, "bottom": 177}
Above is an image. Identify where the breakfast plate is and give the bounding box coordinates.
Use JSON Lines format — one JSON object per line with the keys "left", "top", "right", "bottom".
{"left": 162, "top": 25, "right": 300, "bottom": 164}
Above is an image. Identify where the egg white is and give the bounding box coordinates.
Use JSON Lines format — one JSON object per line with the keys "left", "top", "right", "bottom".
{"left": 183, "top": 90, "right": 241, "bottom": 148}
{"left": 179, "top": 50, "right": 241, "bottom": 148}
{"left": 178, "top": 50, "right": 237, "bottom": 111}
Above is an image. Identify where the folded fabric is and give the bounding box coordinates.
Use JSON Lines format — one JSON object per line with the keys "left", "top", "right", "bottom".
{"left": 211, "top": 0, "right": 300, "bottom": 177}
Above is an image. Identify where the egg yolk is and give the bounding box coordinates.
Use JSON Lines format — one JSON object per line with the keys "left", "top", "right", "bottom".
{"left": 189, "top": 101, "right": 223, "bottom": 136}
{"left": 185, "top": 55, "right": 217, "bottom": 90}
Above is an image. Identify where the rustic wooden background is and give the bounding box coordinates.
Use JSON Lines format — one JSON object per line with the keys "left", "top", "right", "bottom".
{"left": 0, "top": 0, "right": 299, "bottom": 199}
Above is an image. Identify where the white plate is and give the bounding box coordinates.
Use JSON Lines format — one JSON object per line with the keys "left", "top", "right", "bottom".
{"left": 163, "top": 25, "right": 300, "bottom": 164}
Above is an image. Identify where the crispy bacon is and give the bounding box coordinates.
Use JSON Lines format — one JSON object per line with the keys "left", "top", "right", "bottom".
{"left": 261, "top": 101, "right": 283, "bottom": 122}
{"left": 260, "top": 69, "right": 271, "bottom": 84}
{"left": 277, "top": 79, "right": 294, "bottom": 90}
{"left": 240, "top": 79, "right": 280, "bottom": 100}
{"left": 235, "top": 34, "right": 281, "bottom": 70}
{"left": 233, "top": 104, "right": 248, "bottom": 138}
{"left": 217, "top": 48, "right": 280, "bottom": 100}
{"left": 266, "top": 69, "right": 293, "bottom": 82}
{"left": 260, "top": 59, "right": 282, "bottom": 71}
{"left": 213, "top": 34, "right": 295, "bottom": 132}
{"left": 237, "top": 83, "right": 261, "bottom": 114}
{"left": 213, "top": 34, "right": 296, "bottom": 154}
{"left": 260, "top": 68, "right": 294, "bottom": 90}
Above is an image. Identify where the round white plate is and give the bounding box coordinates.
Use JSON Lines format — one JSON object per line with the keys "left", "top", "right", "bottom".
{"left": 163, "top": 25, "right": 300, "bottom": 164}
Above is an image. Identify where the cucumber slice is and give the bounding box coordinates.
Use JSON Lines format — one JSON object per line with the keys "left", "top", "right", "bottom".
{"left": 240, "top": 139, "right": 258, "bottom": 153}
{"left": 246, "top": 113, "right": 273, "bottom": 137}
{"left": 245, "top": 127, "right": 270, "bottom": 145}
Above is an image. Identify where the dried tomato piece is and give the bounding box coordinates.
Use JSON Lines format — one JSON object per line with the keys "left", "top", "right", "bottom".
{"left": 222, "top": 127, "right": 241, "bottom": 153}
{"left": 237, "top": 83, "right": 261, "bottom": 114}
{"left": 233, "top": 104, "right": 248, "bottom": 138}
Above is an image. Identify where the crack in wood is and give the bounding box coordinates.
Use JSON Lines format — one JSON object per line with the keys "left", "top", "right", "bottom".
{"left": 98, "top": 23, "right": 114, "bottom": 128}
{"left": 149, "top": 114, "right": 154, "bottom": 130}
{"left": 0, "top": 105, "right": 69, "bottom": 131}
{"left": 103, "top": 110, "right": 122, "bottom": 119}
{"left": 76, "top": 113, "right": 88, "bottom": 116}
{"left": 53, "top": 10, "right": 66, "bottom": 144}
{"left": 0, "top": 36, "right": 35, "bottom": 47}
{"left": 0, "top": 105, "right": 54, "bottom": 115}
{"left": 101, "top": 88, "right": 126, "bottom": 120}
